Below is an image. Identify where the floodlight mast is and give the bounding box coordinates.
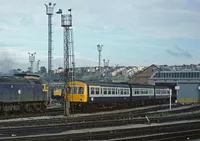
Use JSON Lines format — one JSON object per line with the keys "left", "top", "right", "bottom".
{"left": 28, "top": 52, "right": 36, "bottom": 73}
{"left": 97, "top": 44, "right": 103, "bottom": 81}
{"left": 45, "top": 2, "right": 56, "bottom": 105}
{"left": 56, "top": 8, "right": 75, "bottom": 116}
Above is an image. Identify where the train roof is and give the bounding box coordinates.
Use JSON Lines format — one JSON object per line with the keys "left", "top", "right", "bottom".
{"left": 13, "top": 73, "right": 45, "bottom": 84}
{"left": 0, "top": 75, "right": 43, "bottom": 84}
{"left": 71, "top": 80, "right": 167, "bottom": 88}
{"left": 73, "top": 80, "right": 130, "bottom": 87}
{"left": 14, "top": 73, "right": 41, "bottom": 78}
{"left": 0, "top": 76, "right": 30, "bottom": 83}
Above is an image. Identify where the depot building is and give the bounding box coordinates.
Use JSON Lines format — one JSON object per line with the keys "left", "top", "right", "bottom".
{"left": 150, "top": 71, "right": 200, "bottom": 103}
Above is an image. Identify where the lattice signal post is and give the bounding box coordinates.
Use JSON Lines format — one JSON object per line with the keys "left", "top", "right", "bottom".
{"left": 45, "top": 2, "right": 56, "bottom": 105}
{"left": 56, "top": 8, "right": 75, "bottom": 116}
{"left": 28, "top": 52, "right": 36, "bottom": 73}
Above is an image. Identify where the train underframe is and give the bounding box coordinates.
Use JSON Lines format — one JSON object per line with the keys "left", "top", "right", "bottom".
{"left": 70, "top": 98, "right": 170, "bottom": 113}
{"left": 0, "top": 101, "right": 47, "bottom": 114}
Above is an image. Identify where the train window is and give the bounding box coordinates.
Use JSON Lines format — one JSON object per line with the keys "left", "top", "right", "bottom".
{"left": 142, "top": 89, "right": 145, "bottom": 94}
{"left": 143, "top": 89, "right": 147, "bottom": 94}
{"left": 96, "top": 88, "right": 99, "bottom": 94}
{"left": 124, "top": 89, "right": 127, "bottom": 95}
{"left": 72, "top": 87, "right": 77, "bottom": 94}
{"left": 134, "top": 89, "right": 139, "bottom": 95}
{"left": 156, "top": 89, "right": 160, "bottom": 94}
{"left": 167, "top": 90, "right": 170, "bottom": 94}
{"left": 140, "top": 89, "right": 143, "bottom": 94}
{"left": 120, "top": 89, "right": 123, "bottom": 95}
{"left": 144, "top": 89, "right": 148, "bottom": 94}
{"left": 66, "top": 87, "right": 71, "bottom": 94}
{"left": 112, "top": 88, "right": 115, "bottom": 95}
{"left": 91, "top": 88, "right": 95, "bottom": 95}
{"left": 160, "top": 89, "right": 165, "bottom": 95}
{"left": 104, "top": 88, "right": 107, "bottom": 94}
{"left": 126, "top": 89, "right": 130, "bottom": 95}
{"left": 78, "top": 87, "right": 84, "bottom": 94}
{"left": 134, "top": 89, "right": 136, "bottom": 95}
{"left": 148, "top": 89, "right": 154, "bottom": 94}
{"left": 108, "top": 88, "right": 111, "bottom": 95}
{"left": 126, "top": 89, "right": 129, "bottom": 95}
{"left": 139, "top": 89, "right": 143, "bottom": 94}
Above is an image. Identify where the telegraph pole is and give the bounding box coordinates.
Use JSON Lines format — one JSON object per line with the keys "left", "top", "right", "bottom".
{"left": 56, "top": 8, "right": 75, "bottom": 116}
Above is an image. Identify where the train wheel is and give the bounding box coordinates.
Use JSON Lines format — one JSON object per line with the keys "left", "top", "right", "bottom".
{"left": 33, "top": 104, "right": 41, "bottom": 112}
{"left": 39, "top": 104, "right": 46, "bottom": 113}
{"left": 25, "top": 104, "right": 33, "bottom": 113}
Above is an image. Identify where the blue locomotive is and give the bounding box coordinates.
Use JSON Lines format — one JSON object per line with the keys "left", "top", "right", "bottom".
{"left": 0, "top": 74, "right": 48, "bottom": 113}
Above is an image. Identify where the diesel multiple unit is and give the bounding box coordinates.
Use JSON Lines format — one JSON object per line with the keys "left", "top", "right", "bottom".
{"left": 65, "top": 80, "right": 171, "bottom": 111}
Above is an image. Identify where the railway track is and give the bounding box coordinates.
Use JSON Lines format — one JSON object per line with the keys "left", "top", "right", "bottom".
{"left": 1, "top": 119, "right": 200, "bottom": 141}
{"left": 0, "top": 103, "right": 190, "bottom": 127}
{"left": 0, "top": 109, "right": 200, "bottom": 138}
{"left": 0, "top": 107, "right": 64, "bottom": 120}
{"left": 0, "top": 102, "right": 190, "bottom": 122}
{"left": 0, "top": 103, "right": 176, "bottom": 120}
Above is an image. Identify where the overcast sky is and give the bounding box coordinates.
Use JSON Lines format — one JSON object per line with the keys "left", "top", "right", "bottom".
{"left": 0, "top": 0, "right": 200, "bottom": 72}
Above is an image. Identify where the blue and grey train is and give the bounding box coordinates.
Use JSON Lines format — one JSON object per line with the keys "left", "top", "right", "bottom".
{"left": 66, "top": 80, "right": 171, "bottom": 111}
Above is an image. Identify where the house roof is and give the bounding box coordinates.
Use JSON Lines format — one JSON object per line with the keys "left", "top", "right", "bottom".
{"left": 132, "top": 64, "right": 172, "bottom": 77}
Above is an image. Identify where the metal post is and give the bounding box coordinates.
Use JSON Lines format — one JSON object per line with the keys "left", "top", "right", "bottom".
{"left": 56, "top": 8, "right": 74, "bottom": 116}
{"left": 31, "top": 62, "right": 33, "bottom": 72}
{"left": 64, "top": 27, "right": 70, "bottom": 116}
{"left": 28, "top": 52, "right": 36, "bottom": 73}
{"left": 176, "top": 81, "right": 178, "bottom": 103}
{"left": 175, "top": 81, "right": 179, "bottom": 104}
{"left": 169, "top": 89, "right": 172, "bottom": 110}
{"left": 45, "top": 2, "right": 56, "bottom": 105}
{"left": 97, "top": 44, "right": 103, "bottom": 81}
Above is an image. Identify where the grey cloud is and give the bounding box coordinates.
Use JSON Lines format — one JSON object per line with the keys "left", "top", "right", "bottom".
{"left": 1, "top": 0, "right": 200, "bottom": 40}
{"left": 66, "top": 0, "right": 200, "bottom": 38}
{"left": 166, "top": 46, "right": 192, "bottom": 58}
